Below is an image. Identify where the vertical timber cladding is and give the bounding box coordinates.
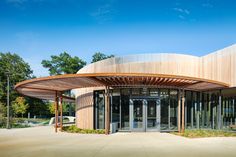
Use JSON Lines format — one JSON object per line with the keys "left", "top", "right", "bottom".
{"left": 75, "top": 87, "right": 105, "bottom": 129}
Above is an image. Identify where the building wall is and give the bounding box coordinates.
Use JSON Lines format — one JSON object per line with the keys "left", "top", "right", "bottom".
{"left": 74, "top": 44, "right": 236, "bottom": 129}
{"left": 201, "top": 45, "right": 236, "bottom": 87}
{"left": 75, "top": 87, "right": 104, "bottom": 129}
{"left": 78, "top": 44, "right": 236, "bottom": 87}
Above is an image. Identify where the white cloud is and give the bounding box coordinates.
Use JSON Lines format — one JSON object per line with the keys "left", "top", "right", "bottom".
{"left": 173, "top": 7, "right": 190, "bottom": 15}
{"left": 90, "top": 0, "right": 116, "bottom": 24}
{"left": 178, "top": 15, "right": 185, "bottom": 20}
{"left": 173, "top": 7, "right": 190, "bottom": 20}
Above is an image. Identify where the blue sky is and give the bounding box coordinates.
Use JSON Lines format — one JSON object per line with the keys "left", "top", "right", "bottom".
{"left": 1, "top": 0, "right": 236, "bottom": 77}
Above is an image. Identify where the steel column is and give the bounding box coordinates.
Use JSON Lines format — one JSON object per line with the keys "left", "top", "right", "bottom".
{"left": 55, "top": 91, "right": 58, "bottom": 133}
{"left": 181, "top": 90, "right": 185, "bottom": 133}
{"left": 218, "top": 91, "right": 222, "bottom": 129}
{"left": 6, "top": 73, "right": 10, "bottom": 129}
{"left": 60, "top": 95, "right": 63, "bottom": 131}
{"left": 178, "top": 90, "right": 181, "bottom": 132}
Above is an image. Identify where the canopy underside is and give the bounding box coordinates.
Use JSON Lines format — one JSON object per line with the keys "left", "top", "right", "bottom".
{"left": 15, "top": 73, "right": 229, "bottom": 101}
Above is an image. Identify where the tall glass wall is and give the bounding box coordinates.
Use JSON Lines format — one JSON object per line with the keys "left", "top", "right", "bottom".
{"left": 120, "top": 89, "right": 130, "bottom": 130}
{"left": 169, "top": 90, "right": 178, "bottom": 130}
{"left": 111, "top": 89, "right": 120, "bottom": 128}
{"left": 93, "top": 88, "right": 236, "bottom": 131}
{"left": 94, "top": 90, "right": 105, "bottom": 129}
{"left": 160, "top": 89, "right": 169, "bottom": 130}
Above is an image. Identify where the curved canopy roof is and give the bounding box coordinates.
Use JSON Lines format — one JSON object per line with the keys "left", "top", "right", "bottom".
{"left": 15, "top": 73, "right": 229, "bottom": 101}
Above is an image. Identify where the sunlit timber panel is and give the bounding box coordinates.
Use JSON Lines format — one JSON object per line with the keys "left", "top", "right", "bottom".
{"left": 75, "top": 87, "right": 105, "bottom": 129}
{"left": 78, "top": 45, "right": 236, "bottom": 87}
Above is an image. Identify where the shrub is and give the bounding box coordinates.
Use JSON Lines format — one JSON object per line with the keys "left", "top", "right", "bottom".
{"left": 63, "top": 125, "right": 105, "bottom": 134}
{"left": 172, "top": 129, "right": 236, "bottom": 138}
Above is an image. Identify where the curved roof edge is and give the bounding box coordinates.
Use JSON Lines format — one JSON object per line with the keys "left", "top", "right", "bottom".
{"left": 15, "top": 73, "right": 229, "bottom": 101}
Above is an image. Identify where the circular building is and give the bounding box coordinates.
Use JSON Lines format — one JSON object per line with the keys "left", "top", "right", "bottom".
{"left": 15, "top": 45, "right": 236, "bottom": 133}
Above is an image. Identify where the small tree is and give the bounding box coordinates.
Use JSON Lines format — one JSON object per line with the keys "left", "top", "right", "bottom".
{"left": 12, "top": 97, "right": 29, "bottom": 118}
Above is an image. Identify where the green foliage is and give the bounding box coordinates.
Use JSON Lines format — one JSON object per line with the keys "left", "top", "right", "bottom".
{"left": 172, "top": 129, "right": 236, "bottom": 138}
{"left": 47, "top": 101, "right": 68, "bottom": 115}
{"left": 41, "top": 52, "right": 86, "bottom": 75}
{"left": 91, "top": 52, "right": 114, "bottom": 63}
{"left": 0, "top": 102, "right": 6, "bottom": 117}
{"left": 12, "top": 97, "right": 29, "bottom": 118}
{"left": 48, "top": 102, "right": 55, "bottom": 115}
{"left": 63, "top": 125, "right": 105, "bottom": 134}
{"left": 26, "top": 97, "right": 50, "bottom": 118}
{"left": 0, "top": 52, "right": 33, "bottom": 106}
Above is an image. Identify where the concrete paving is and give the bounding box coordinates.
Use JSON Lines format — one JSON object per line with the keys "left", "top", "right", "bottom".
{"left": 0, "top": 126, "right": 236, "bottom": 157}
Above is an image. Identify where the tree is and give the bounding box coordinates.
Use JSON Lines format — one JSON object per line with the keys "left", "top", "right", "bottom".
{"left": 42, "top": 52, "right": 85, "bottom": 116}
{"left": 26, "top": 97, "right": 50, "bottom": 118}
{"left": 91, "top": 52, "right": 114, "bottom": 63}
{"left": 41, "top": 52, "right": 86, "bottom": 75}
{"left": 0, "top": 52, "right": 33, "bottom": 106}
{"left": 48, "top": 101, "right": 68, "bottom": 115}
{"left": 12, "top": 97, "right": 29, "bottom": 118}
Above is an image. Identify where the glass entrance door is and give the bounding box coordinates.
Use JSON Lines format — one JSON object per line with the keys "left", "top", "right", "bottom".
{"left": 146, "top": 99, "right": 160, "bottom": 131}
{"left": 132, "top": 99, "right": 144, "bottom": 131}
{"left": 130, "top": 98, "right": 160, "bottom": 131}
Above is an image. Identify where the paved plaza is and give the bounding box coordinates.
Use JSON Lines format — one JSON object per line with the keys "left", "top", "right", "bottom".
{"left": 0, "top": 126, "right": 236, "bottom": 157}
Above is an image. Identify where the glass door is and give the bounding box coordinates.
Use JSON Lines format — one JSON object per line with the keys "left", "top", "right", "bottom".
{"left": 131, "top": 99, "right": 145, "bottom": 131}
{"left": 146, "top": 99, "right": 160, "bottom": 131}
{"left": 146, "top": 99, "right": 157, "bottom": 130}
{"left": 130, "top": 98, "right": 160, "bottom": 131}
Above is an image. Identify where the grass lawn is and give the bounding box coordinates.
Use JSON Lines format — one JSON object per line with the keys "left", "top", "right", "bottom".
{"left": 172, "top": 129, "right": 236, "bottom": 138}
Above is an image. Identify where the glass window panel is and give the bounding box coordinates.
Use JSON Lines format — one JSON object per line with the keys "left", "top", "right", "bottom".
{"left": 160, "top": 89, "right": 169, "bottom": 130}
{"left": 94, "top": 90, "right": 105, "bottom": 129}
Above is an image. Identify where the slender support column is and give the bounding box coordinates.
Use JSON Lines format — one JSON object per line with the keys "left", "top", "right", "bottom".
{"left": 185, "top": 102, "right": 187, "bottom": 128}
{"left": 105, "top": 86, "right": 110, "bottom": 135}
{"left": 218, "top": 91, "right": 222, "bottom": 129}
{"left": 197, "top": 92, "right": 200, "bottom": 129}
{"left": 178, "top": 90, "right": 181, "bottom": 133}
{"left": 60, "top": 95, "right": 63, "bottom": 131}
{"left": 181, "top": 90, "right": 185, "bottom": 133}
{"left": 168, "top": 98, "right": 171, "bottom": 130}
{"left": 208, "top": 94, "right": 211, "bottom": 127}
{"left": 233, "top": 99, "right": 236, "bottom": 125}
{"left": 191, "top": 92, "right": 194, "bottom": 128}
{"left": 6, "top": 73, "right": 10, "bottom": 129}
{"left": 202, "top": 93, "right": 205, "bottom": 128}
{"left": 55, "top": 92, "right": 58, "bottom": 133}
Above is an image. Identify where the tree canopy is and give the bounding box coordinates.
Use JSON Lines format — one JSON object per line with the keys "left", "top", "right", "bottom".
{"left": 12, "top": 97, "right": 29, "bottom": 118}
{"left": 91, "top": 52, "right": 114, "bottom": 63}
{"left": 0, "top": 52, "right": 33, "bottom": 105}
{"left": 41, "top": 52, "right": 86, "bottom": 75}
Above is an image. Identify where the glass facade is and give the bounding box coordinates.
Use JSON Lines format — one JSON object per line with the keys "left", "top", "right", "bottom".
{"left": 94, "top": 90, "right": 105, "bottom": 129}
{"left": 94, "top": 88, "right": 236, "bottom": 131}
